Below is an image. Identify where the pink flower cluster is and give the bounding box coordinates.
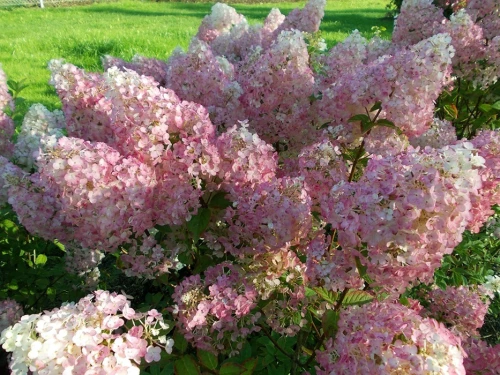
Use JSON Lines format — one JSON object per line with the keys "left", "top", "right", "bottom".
{"left": 317, "top": 302, "right": 465, "bottom": 374}
{"left": 393, "top": 0, "right": 500, "bottom": 87}
{"left": 0, "top": 290, "right": 173, "bottom": 375}
{"left": 462, "top": 337, "right": 500, "bottom": 375}
{"left": 317, "top": 141, "right": 485, "bottom": 294}
{"left": 424, "top": 285, "right": 491, "bottom": 338}
{"left": 172, "top": 263, "right": 260, "bottom": 355}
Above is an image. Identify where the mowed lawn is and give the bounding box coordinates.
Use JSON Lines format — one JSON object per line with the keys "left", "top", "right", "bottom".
{"left": 0, "top": 0, "right": 393, "bottom": 115}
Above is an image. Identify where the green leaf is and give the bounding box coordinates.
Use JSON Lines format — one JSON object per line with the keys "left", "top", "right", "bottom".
{"left": 348, "top": 114, "right": 370, "bottom": 123}
{"left": 312, "top": 287, "right": 338, "bottom": 305}
{"left": 305, "top": 287, "right": 317, "bottom": 298}
{"left": 173, "top": 330, "right": 189, "bottom": 354}
{"left": 375, "top": 119, "right": 402, "bottom": 134}
{"left": 209, "top": 191, "right": 232, "bottom": 209}
{"left": 479, "top": 104, "right": 493, "bottom": 113}
{"left": 192, "top": 254, "right": 213, "bottom": 275}
{"left": 322, "top": 309, "right": 340, "bottom": 337}
{"left": 370, "top": 101, "right": 382, "bottom": 112}
{"left": 342, "top": 290, "right": 374, "bottom": 306}
{"left": 241, "top": 358, "right": 258, "bottom": 375}
{"left": 197, "top": 349, "right": 218, "bottom": 371}
{"left": 220, "top": 362, "right": 246, "bottom": 375}
{"left": 492, "top": 101, "right": 500, "bottom": 110}
{"left": 35, "top": 254, "right": 48, "bottom": 266}
{"left": 53, "top": 240, "right": 65, "bottom": 252}
{"left": 187, "top": 208, "right": 211, "bottom": 241}
{"left": 174, "top": 355, "right": 200, "bottom": 375}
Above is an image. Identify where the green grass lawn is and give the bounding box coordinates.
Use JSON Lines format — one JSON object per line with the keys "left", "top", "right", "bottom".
{"left": 0, "top": 0, "right": 393, "bottom": 115}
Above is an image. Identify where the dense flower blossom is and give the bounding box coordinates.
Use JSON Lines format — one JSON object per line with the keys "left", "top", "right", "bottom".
{"left": 323, "top": 142, "right": 484, "bottom": 294}
{"left": 49, "top": 60, "right": 114, "bottom": 144}
{"left": 102, "top": 54, "right": 168, "bottom": 86}
{"left": 172, "top": 263, "right": 260, "bottom": 355}
{"left": 164, "top": 38, "right": 244, "bottom": 130}
{"left": 317, "top": 302, "right": 465, "bottom": 374}
{"left": 2, "top": 0, "right": 500, "bottom": 371}
{"left": 469, "top": 130, "right": 500, "bottom": 231}
{"left": 36, "top": 137, "right": 157, "bottom": 250}
{"left": 424, "top": 285, "right": 491, "bottom": 338}
{"left": 314, "top": 33, "right": 455, "bottom": 143}
{"left": 13, "top": 104, "right": 65, "bottom": 170}
{"left": 409, "top": 118, "right": 458, "bottom": 149}
{"left": 392, "top": 0, "right": 446, "bottom": 45}
{"left": 238, "top": 29, "right": 316, "bottom": 151}
{"left": 462, "top": 337, "right": 500, "bottom": 374}
{"left": 0, "top": 291, "right": 173, "bottom": 375}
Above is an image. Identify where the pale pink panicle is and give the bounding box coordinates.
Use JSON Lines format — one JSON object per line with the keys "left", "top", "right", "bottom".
{"left": 172, "top": 263, "right": 260, "bottom": 355}
{"left": 314, "top": 33, "right": 454, "bottom": 144}
{"left": 164, "top": 38, "right": 244, "bottom": 131}
{"left": 273, "top": 0, "right": 326, "bottom": 37}
{"left": 317, "top": 302, "right": 465, "bottom": 375}
{"left": 323, "top": 142, "right": 484, "bottom": 295}
{"left": 196, "top": 3, "right": 245, "bottom": 43}
{"left": 238, "top": 29, "right": 317, "bottom": 152}
{"left": 469, "top": 130, "right": 500, "bottom": 232}
{"left": 462, "top": 337, "right": 500, "bottom": 375}
{"left": 102, "top": 54, "right": 168, "bottom": 86}
{"left": 410, "top": 118, "right": 458, "bottom": 149}
{"left": 392, "top": 0, "right": 446, "bottom": 45}
{"left": 424, "top": 285, "right": 491, "bottom": 338}
{"left": 49, "top": 59, "right": 114, "bottom": 144}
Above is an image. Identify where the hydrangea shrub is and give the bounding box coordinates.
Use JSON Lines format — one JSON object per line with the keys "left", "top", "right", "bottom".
{"left": 1, "top": 0, "right": 500, "bottom": 374}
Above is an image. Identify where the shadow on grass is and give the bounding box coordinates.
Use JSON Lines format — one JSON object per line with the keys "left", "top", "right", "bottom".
{"left": 57, "top": 39, "right": 124, "bottom": 71}
{"left": 80, "top": 3, "right": 212, "bottom": 18}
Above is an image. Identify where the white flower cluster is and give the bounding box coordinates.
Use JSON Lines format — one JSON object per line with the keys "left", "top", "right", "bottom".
{"left": 483, "top": 275, "right": 500, "bottom": 295}
{"left": 0, "top": 291, "right": 173, "bottom": 375}
{"left": 14, "top": 104, "right": 65, "bottom": 170}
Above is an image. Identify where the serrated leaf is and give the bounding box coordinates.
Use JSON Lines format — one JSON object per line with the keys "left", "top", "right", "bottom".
{"left": 174, "top": 355, "right": 200, "bottom": 375}
{"left": 209, "top": 191, "right": 232, "bottom": 209}
{"left": 342, "top": 290, "right": 373, "bottom": 306}
{"left": 220, "top": 362, "right": 246, "bottom": 375}
{"left": 35, "top": 254, "right": 48, "bottom": 266}
{"left": 313, "top": 287, "right": 338, "bottom": 305}
{"left": 187, "top": 208, "right": 211, "bottom": 241}
{"left": 197, "top": 349, "right": 218, "bottom": 370}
